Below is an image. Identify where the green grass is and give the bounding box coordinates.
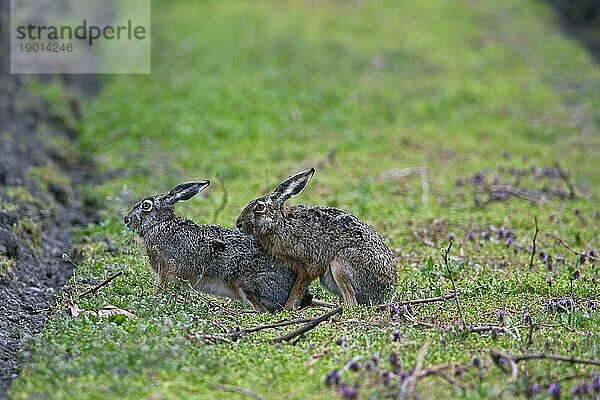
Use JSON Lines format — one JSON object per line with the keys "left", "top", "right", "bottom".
{"left": 9, "top": 0, "right": 600, "bottom": 399}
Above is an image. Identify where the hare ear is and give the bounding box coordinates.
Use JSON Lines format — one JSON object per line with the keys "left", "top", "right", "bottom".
{"left": 273, "top": 168, "right": 315, "bottom": 204}
{"left": 164, "top": 180, "right": 210, "bottom": 205}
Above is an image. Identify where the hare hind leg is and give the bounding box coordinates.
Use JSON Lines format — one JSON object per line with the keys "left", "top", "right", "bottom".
{"left": 330, "top": 256, "right": 357, "bottom": 306}
{"left": 284, "top": 272, "right": 313, "bottom": 310}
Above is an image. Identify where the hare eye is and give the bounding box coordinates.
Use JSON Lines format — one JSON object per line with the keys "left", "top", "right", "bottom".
{"left": 253, "top": 202, "right": 266, "bottom": 213}
{"left": 141, "top": 200, "right": 153, "bottom": 212}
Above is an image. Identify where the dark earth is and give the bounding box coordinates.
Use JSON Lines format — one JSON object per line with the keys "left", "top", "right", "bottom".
{"left": 0, "top": 1, "right": 598, "bottom": 398}
{"left": 0, "top": 3, "right": 97, "bottom": 397}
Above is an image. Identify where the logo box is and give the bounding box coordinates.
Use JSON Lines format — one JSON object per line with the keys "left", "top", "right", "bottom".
{"left": 11, "top": 0, "right": 151, "bottom": 74}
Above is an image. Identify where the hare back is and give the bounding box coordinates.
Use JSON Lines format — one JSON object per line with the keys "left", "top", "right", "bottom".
{"left": 284, "top": 205, "right": 390, "bottom": 246}
{"left": 270, "top": 205, "right": 395, "bottom": 267}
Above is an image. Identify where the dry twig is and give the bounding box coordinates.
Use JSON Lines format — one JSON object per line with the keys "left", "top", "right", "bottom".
{"left": 230, "top": 317, "right": 312, "bottom": 340}
{"left": 273, "top": 306, "right": 343, "bottom": 344}
{"left": 398, "top": 340, "right": 432, "bottom": 399}
{"left": 555, "top": 162, "right": 576, "bottom": 199}
{"left": 553, "top": 233, "right": 598, "bottom": 261}
{"left": 209, "top": 383, "right": 264, "bottom": 400}
{"left": 491, "top": 349, "right": 600, "bottom": 381}
{"left": 528, "top": 216, "right": 538, "bottom": 270}
{"left": 375, "top": 293, "right": 457, "bottom": 310}
{"left": 190, "top": 332, "right": 233, "bottom": 345}
{"left": 442, "top": 240, "right": 466, "bottom": 327}
{"left": 79, "top": 270, "right": 124, "bottom": 298}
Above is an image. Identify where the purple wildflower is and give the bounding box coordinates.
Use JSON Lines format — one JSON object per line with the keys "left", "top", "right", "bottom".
{"left": 381, "top": 371, "right": 391, "bottom": 387}
{"left": 469, "top": 172, "right": 486, "bottom": 186}
{"left": 548, "top": 382, "right": 560, "bottom": 398}
{"left": 347, "top": 360, "right": 360, "bottom": 372}
{"left": 497, "top": 310, "right": 505, "bottom": 323}
{"left": 325, "top": 370, "right": 340, "bottom": 386}
{"left": 592, "top": 376, "right": 600, "bottom": 392}
{"left": 337, "top": 383, "right": 359, "bottom": 400}
{"left": 525, "top": 384, "right": 541, "bottom": 397}
{"left": 389, "top": 352, "right": 399, "bottom": 367}
{"left": 369, "top": 355, "right": 379, "bottom": 367}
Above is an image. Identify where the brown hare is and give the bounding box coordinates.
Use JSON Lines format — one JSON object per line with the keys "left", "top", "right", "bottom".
{"left": 124, "top": 180, "right": 312, "bottom": 312}
{"left": 236, "top": 168, "right": 397, "bottom": 309}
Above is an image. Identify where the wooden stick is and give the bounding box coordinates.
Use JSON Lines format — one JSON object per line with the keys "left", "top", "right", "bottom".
{"left": 442, "top": 240, "right": 466, "bottom": 327}
{"left": 79, "top": 270, "right": 123, "bottom": 298}
{"left": 513, "top": 353, "right": 600, "bottom": 366}
{"left": 273, "top": 306, "right": 342, "bottom": 344}
{"left": 555, "top": 162, "right": 576, "bottom": 199}
{"left": 491, "top": 349, "right": 600, "bottom": 381}
{"left": 230, "top": 317, "right": 313, "bottom": 339}
{"left": 375, "top": 293, "right": 457, "bottom": 309}
{"left": 434, "top": 371, "right": 471, "bottom": 390}
{"left": 490, "top": 350, "right": 519, "bottom": 381}
{"left": 469, "top": 325, "right": 518, "bottom": 339}
{"left": 528, "top": 216, "right": 538, "bottom": 270}
{"left": 398, "top": 340, "right": 431, "bottom": 399}
{"left": 209, "top": 383, "right": 263, "bottom": 400}
{"left": 526, "top": 317, "right": 534, "bottom": 349}
{"left": 553, "top": 233, "right": 598, "bottom": 261}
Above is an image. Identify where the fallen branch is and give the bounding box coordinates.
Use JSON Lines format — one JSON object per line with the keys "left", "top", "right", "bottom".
{"left": 491, "top": 350, "right": 600, "bottom": 380}
{"left": 229, "top": 317, "right": 313, "bottom": 340}
{"left": 209, "top": 383, "right": 264, "bottom": 400}
{"left": 442, "top": 240, "right": 466, "bottom": 327}
{"left": 273, "top": 306, "right": 343, "bottom": 344}
{"left": 469, "top": 325, "right": 519, "bottom": 339}
{"left": 526, "top": 317, "right": 534, "bottom": 349}
{"left": 553, "top": 233, "right": 598, "bottom": 261}
{"left": 490, "top": 350, "right": 519, "bottom": 381}
{"left": 398, "top": 340, "right": 431, "bottom": 399}
{"left": 79, "top": 270, "right": 123, "bottom": 298}
{"left": 512, "top": 353, "right": 600, "bottom": 366}
{"left": 528, "top": 216, "right": 538, "bottom": 270}
{"left": 375, "top": 293, "right": 457, "bottom": 309}
{"left": 434, "top": 370, "right": 471, "bottom": 390}
{"left": 190, "top": 332, "right": 233, "bottom": 345}
{"left": 412, "top": 320, "right": 518, "bottom": 338}
{"left": 555, "top": 162, "right": 576, "bottom": 199}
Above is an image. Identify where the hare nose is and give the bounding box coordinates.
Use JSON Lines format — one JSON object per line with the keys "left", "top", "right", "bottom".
{"left": 123, "top": 217, "right": 130, "bottom": 225}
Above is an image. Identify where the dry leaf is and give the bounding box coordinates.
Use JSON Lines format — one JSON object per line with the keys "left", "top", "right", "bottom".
{"left": 97, "top": 304, "right": 137, "bottom": 319}
{"left": 66, "top": 301, "right": 136, "bottom": 319}
{"left": 67, "top": 300, "right": 85, "bottom": 317}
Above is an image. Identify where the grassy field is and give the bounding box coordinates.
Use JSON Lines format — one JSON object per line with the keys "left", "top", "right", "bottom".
{"left": 8, "top": 0, "right": 600, "bottom": 399}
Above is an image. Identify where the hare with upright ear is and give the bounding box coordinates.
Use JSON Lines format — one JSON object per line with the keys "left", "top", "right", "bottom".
{"left": 236, "top": 168, "right": 397, "bottom": 310}
{"left": 124, "top": 180, "right": 312, "bottom": 312}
